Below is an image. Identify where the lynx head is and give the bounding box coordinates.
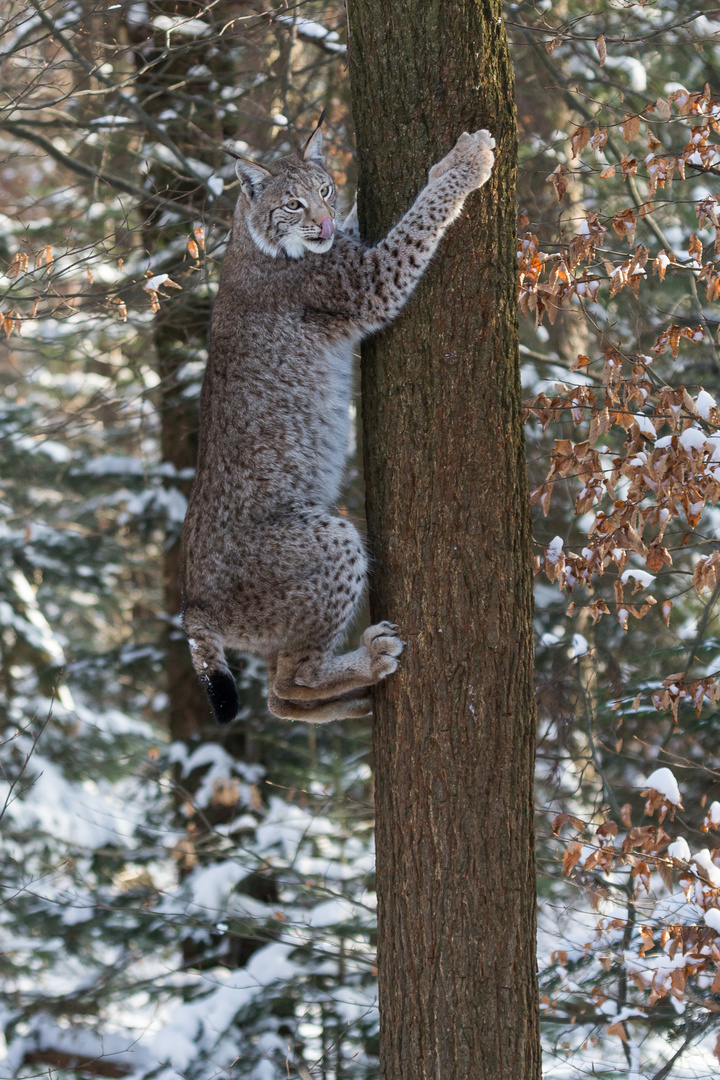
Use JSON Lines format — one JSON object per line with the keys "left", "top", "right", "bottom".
{"left": 235, "top": 123, "right": 337, "bottom": 259}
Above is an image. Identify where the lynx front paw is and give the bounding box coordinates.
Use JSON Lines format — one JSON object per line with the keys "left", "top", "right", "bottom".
{"left": 362, "top": 621, "right": 404, "bottom": 680}
{"left": 428, "top": 129, "right": 495, "bottom": 191}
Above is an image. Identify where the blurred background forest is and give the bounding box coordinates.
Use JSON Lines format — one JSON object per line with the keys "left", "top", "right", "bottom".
{"left": 3, "top": 1, "right": 720, "bottom": 1077}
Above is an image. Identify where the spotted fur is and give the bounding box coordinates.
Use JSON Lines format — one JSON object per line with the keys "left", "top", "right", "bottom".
{"left": 181, "top": 124, "right": 495, "bottom": 723}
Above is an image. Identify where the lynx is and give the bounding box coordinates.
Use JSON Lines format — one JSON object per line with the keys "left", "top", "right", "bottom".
{"left": 181, "top": 119, "right": 495, "bottom": 724}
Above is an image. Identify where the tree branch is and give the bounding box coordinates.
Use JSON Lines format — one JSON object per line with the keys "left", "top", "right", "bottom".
{"left": 22, "top": 1048, "right": 132, "bottom": 1078}
{"left": 0, "top": 120, "right": 222, "bottom": 224}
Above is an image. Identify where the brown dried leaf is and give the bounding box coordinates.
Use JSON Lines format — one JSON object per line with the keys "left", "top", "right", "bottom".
{"left": 563, "top": 841, "right": 583, "bottom": 875}
{"left": 657, "top": 859, "right": 674, "bottom": 892}
{"left": 587, "top": 599, "right": 610, "bottom": 624}
{"left": 591, "top": 127, "right": 608, "bottom": 153}
{"left": 595, "top": 34, "right": 607, "bottom": 66}
{"left": 688, "top": 234, "right": 703, "bottom": 260}
{"left": 597, "top": 821, "right": 619, "bottom": 839}
{"left": 7, "top": 252, "right": 28, "bottom": 279}
{"left": 546, "top": 164, "right": 568, "bottom": 202}
{"left": 571, "top": 126, "right": 590, "bottom": 158}
{"left": 639, "top": 926, "right": 655, "bottom": 957}
{"left": 612, "top": 209, "right": 637, "bottom": 246}
{"left": 654, "top": 250, "right": 670, "bottom": 280}
{"left": 621, "top": 114, "right": 641, "bottom": 143}
{"left": 647, "top": 544, "right": 669, "bottom": 578}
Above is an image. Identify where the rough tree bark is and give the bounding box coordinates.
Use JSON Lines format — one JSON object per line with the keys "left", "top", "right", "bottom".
{"left": 347, "top": 2, "right": 541, "bottom": 1078}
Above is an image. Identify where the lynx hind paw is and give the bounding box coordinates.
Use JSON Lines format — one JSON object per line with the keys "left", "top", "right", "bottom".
{"left": 363, "top": 621, "right": 404, "bottom": 679}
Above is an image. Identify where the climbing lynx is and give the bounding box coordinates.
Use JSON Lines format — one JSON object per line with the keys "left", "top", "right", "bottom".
{"left": 181, "top": 120, "right": 495, "bottom": 724}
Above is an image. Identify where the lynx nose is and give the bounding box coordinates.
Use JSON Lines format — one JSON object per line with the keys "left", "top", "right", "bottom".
{"left": 320, "top": 216, "right": 335, "bottom": 239}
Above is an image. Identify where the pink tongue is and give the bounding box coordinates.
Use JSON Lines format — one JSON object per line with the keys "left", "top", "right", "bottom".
{"left": 321, "top": 216, "right": 335, "bottom": 239}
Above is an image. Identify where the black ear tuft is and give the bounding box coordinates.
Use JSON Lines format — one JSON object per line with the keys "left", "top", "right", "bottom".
{"left": 301, "top": 111, "right": 326, "bottom": 166}
{"left": 204, "top": 670, "right": 239, "bottom": 724}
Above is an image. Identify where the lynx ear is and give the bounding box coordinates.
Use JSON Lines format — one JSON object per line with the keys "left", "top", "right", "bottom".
{"left": 301, "top": 111, "right": 326, "bottom": 166}
{"left": 234, "top": 157, "right": 272, "bottom": 199}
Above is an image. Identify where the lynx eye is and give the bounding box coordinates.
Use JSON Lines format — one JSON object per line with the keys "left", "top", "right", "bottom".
{"left": 285, "top": 199, "right": 302, "bottom": 211}
{"left": 320, "top": 184, "right": 333, "bottom": 200}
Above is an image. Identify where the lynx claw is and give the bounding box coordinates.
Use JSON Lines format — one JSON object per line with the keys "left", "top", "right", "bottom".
{"left": 364, "top": 624, "right": 403, "bottom": 651}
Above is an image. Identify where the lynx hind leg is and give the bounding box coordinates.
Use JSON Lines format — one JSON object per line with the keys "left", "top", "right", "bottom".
{"left": 266, "top": 659, "right": 371, "bottom": 723}
{"left": 182, "top": 605, "right": 239, "bottom": 724}
{"left": 274, "top": 620, "right": 404, "bottom": 704}
{"left": 262, "top": 512, "right": 401, "bottom": 703}
{"left": 268, "top": 694, "right": 373, "bottom": 723}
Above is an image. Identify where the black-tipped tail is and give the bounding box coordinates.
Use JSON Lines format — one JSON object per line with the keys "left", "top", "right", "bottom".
{"left": 204, "top": 670, "right": 239, "bottom": 725}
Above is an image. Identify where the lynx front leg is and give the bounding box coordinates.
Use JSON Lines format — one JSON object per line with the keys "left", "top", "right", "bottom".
{"left": 340, "top": 199, "right": 359, "bottom": 237}
{"left": 339, "top": 129, "right": 495, "bottom": 332}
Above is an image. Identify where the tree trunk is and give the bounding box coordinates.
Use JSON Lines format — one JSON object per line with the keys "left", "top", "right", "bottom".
{"left": 127, "top": 1, "right": 226, "bottom": 745}
{"left": 154, "top": 299, "right": 217, "bottom": 745}
{"left": 346, "top": 3, "right": 540, "bottom": 1078}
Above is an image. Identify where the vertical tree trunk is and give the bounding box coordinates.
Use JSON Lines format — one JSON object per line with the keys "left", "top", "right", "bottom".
{"left": 127, "top": 2, "right": 222, "bottom": 744}
{"left": 154, "top": 301, "right": 216, "bottom": 744}
{"left": 347, "top": 3, "right": 540, "bottom": 1079}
